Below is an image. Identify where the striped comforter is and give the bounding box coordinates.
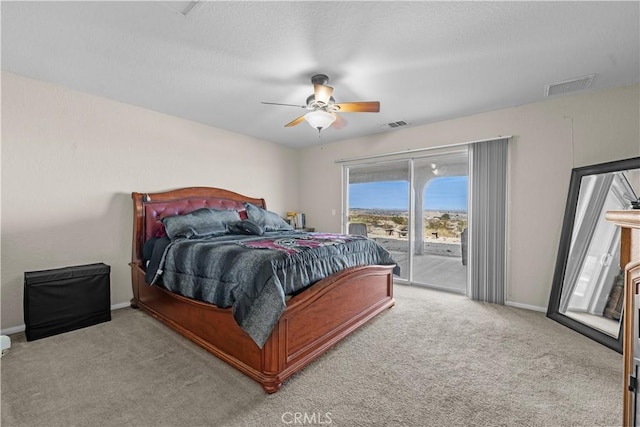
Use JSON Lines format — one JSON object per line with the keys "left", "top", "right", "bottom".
{"left": 145, "top": 231, "right": 398, "bottom": 348}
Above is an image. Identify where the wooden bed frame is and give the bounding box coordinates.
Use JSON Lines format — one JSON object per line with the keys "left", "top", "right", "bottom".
{"left": 129, "top": 187, "right": 395, "bottom": 393}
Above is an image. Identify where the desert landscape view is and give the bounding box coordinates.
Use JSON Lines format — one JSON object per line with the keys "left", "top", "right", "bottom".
{"left": 348, "top": 208, "right": 467, "bottom": 257}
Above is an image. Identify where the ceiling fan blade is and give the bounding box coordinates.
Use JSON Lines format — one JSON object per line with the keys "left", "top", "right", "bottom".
{"left": 284, "top": 114, "right": 306, "bottom": 127}
{"left": 314, "top": 84, "right": 334, "bottom": 105}
{"left": 334, "top": 101, "right": 380, "bottom": 113}
{"left": 331, "top": 112, "right": 346, "bottom": 129}
{"left": 261, "top": 102, "right": 307, "bottom": 109}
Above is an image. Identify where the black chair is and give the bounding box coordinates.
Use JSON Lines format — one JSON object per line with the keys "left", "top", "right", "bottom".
{"left": 348, "top": 223, "right": 368, "bottom": 237}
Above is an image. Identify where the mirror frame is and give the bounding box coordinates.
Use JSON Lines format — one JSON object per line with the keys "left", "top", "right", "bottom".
{"left": 547, "top": 156, "right": 640, "bottom": 354}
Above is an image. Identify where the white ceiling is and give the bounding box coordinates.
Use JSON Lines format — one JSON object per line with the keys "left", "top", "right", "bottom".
{"left": 2, "top": 1, "right": 639, "bottom": 148}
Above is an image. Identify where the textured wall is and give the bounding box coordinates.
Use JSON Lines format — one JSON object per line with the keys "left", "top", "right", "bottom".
{"left": 297, "top": 84, "right": 640, "bottom": 310}
{"left": 1, "top": 72, "right": 298, "bottom": 331}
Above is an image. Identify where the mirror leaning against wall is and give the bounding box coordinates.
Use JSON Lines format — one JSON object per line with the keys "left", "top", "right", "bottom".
{"left": 547, "top": 157, "right": 640, "bottom": 353}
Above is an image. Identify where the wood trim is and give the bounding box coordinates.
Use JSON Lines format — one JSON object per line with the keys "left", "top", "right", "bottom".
{"left": 620, "top": 228, "right": 632, "bottom": 268}
{"left": 624, "top": 261, "right": 640, "bottom": 427}
{"left": 605, "top": 210, "right": 640, "bottom": 230}
{"left": 607, "top": 210, "right": 640, "bottom": 427}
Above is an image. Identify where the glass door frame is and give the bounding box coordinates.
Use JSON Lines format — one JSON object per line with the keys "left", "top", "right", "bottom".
{"left": 342, "top": 159, "right": 414, "bottom": 284}
{"left": 342, "top": 147, "right": 469, "bottom": 290}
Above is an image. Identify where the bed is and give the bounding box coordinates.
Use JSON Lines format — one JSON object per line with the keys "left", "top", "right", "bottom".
{"left": 129, "top": 187, "right": 397, "bottom": 393}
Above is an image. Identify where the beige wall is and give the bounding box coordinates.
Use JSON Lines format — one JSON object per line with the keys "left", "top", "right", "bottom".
{"left": 2, "top": 72, "right": 638, "bottom": 331}
{"left": 1, "top": 72, "right": 298, "bottom": 331}
{"left": 298, "top": 84, "right": 640, "bottom": 310}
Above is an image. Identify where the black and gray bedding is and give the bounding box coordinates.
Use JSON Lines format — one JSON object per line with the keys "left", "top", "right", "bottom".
{"left": 143, "top": 204, "right": 399, "bottom": 348}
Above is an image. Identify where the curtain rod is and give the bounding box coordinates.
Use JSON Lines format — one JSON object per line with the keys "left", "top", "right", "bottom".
{"left": 334, "top": 135, "right": 512, "bottom": 164}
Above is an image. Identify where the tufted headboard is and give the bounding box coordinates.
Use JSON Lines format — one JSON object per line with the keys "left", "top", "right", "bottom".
{"left": 131, "top": 187, "right": 266, "bottom": 266}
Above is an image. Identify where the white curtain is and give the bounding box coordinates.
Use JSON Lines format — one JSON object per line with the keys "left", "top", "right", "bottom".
{"left": 468, "top": 138, "right": 509, "bottom": 303}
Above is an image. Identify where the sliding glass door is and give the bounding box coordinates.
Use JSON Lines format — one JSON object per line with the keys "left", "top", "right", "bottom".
{"left": 344, "top": 149, "right": 469, "bottom": 293}
{"left": 412, "top": 153, "right": 468, "bottom": 292}
{"left": 346, "top": 161, "right": 410, "bottom": 281}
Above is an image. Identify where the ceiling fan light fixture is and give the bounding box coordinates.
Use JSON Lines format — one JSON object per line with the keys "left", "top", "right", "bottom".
{"left": 262, "top": 73, "right": 380, "bottom": 134}
{"left": 304, "top": 110, "right": 336, "bottom": 131}
{"left": 314, "top": 84, "right": 334, "bottom": 105}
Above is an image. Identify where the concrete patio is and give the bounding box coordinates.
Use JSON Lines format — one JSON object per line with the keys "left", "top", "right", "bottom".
{"left": 373, "top": 236, "right": 467, "bottom": 294}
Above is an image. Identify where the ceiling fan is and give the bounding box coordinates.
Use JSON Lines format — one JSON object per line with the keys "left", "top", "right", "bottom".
{"left": 261, "top": 74, "right": 380, "bottom": 132}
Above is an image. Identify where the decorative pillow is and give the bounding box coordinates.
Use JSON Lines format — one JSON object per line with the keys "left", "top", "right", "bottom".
{"left": 161, "top": 208, "right": 240, "bottom": 239}
{"left": 154, "top": 222, "right": 167, "bottom": 238}
{"left": 143, "top": 237, "right": 159, "bottom": 262}
{"left": 243, "top": 203, "right": 294, "bottom": 232}
{"left": 227, "top": 219, "right": 265, "bottom": 236}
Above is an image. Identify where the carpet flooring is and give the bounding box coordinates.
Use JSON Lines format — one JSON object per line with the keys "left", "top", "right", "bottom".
{"left": 1, "top": 284, "right": 622, "bottom": 426}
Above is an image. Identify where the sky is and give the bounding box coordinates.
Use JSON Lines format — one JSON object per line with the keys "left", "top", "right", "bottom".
{"left": 349, "top": 176, "right": 468, "bottom": 211}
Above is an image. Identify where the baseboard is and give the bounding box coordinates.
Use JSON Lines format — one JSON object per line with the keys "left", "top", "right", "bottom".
{"left": 1, "top": 325, "right": 25, "bottom": 335}
{"left": 505, "top": 300, "right": 547, "bottom": 313}
{"left": 0, "top": 302, "right": 132, "bottom": 336}
{"left": 110, "top": 302, "right": 131, "bottom": 311}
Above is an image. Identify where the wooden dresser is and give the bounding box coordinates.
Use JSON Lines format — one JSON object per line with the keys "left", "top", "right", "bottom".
{"left": 605, "top": 210, "right": 640, "bottom": 426}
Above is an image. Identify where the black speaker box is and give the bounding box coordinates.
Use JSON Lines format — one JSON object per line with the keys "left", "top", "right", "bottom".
{"left": 24, "top": 263, "right": 111, "bottom": 341}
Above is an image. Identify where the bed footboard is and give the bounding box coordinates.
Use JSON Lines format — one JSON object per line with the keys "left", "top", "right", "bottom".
{"left": 130, "top": 263, "right": 394, "bottom": 393}
{"left": 268, "top": 265, "right": 394, "bottom": 391}
{"left": 130, "top": 187, "right": 395, "bottom": 392}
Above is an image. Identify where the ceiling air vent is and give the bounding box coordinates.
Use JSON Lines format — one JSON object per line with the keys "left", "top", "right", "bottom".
{"left": 545, "top": 73, "right": 596, "bottom": 96}
{"left": 381, "top": 120, "right": 410, "bottom": 130}
{"left": 163, "top": 1, "right": 202, "bottom": 16}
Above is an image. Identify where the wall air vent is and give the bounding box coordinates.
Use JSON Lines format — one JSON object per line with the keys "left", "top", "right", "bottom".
{"left": 380, "top": 120, "right": 410, "bottom": 130}
{"left": 545, "top": 73, "right": 596, "bottom": 97}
